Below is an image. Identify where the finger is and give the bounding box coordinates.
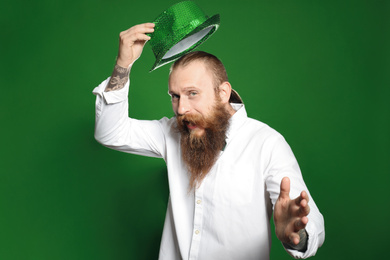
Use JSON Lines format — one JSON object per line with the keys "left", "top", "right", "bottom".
{"left": 131, "top": 32, "right": 151, "bottom": 42}
{"left": 289, "top": 232, "right": 300, "bottom": 245}
{"left": 121, "top": 26, "right": 154, "bottom": 41}
{"left": 122, "top": 32, "right": 151, "bottom": 46}
{"left": 279, "top": 177, "right": 290, "bottom": 200}
{"left": 294, "top": 190, "right": 309, "bottom": 206}
{"left": 128, "top": 23, "right": 155, "bottom": 35}
{"left": 301, "top": 190, "right": 310, "bottom": 203}
{"left": 123, "top": 23, "right": 155, "bottom": 33}
{"left": 139, "top": 22, "right": 155, "bottom": 29}
{"left": 294, "top": 217, "right": 308, "bottom": 231}
{"left": 136, "top": 25, "right": 155, "bottom": 34}
{"left": 299, "top": 200, "right": 310, "bottom": 217}
{"left": 142, "top": 22, "right": 155, "bottom": 28}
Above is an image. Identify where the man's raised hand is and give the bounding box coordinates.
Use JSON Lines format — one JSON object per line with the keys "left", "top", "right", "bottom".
{"left": 105, "top": 23, "right": 155, "bottom": 92}
{"left": 116, "top": 23, "right": 155, "bottom": 68}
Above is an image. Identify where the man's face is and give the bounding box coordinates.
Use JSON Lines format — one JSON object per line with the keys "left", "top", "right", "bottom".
{"left": 168, "top": 61, "right": 218, "bottom": 137}
{"left": 169, "top": 60, "right": 231, "bottom": 189}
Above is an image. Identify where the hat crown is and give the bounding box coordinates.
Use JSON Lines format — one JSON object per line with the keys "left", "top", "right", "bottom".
{"left": 148, "top": 1, "right": 220, "bottom": 71}
{"left": 150, "top": 1, "right": 209, "bottom": 56}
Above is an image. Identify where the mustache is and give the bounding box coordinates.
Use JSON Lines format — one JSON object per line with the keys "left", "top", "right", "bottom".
{"left": 176, "top": 113, "right": 208, "bottom": 129}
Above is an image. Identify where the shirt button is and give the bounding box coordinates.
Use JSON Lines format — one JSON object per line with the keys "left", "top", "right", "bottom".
{"left": 195, "top": 230, "right": 200, "bottom": 235}
{"left": 196, "top": 200, "right": 202, "bottom": 204}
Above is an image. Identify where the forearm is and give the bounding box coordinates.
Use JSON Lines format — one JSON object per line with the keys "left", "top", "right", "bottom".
{"left": 105, "top": 63, "right": 131, "bottom": 92}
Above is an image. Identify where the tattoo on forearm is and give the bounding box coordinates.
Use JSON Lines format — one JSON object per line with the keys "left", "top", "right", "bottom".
{"left": 105, "top": 64, "right": 130, "bottom": 92}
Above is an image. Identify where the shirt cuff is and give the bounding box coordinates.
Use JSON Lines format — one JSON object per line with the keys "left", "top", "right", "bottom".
{"left": 92, "top": 76, "right": 130, "bottom": 104}
{"left": 283, "top": 217, "right": 324, "bottom": 258}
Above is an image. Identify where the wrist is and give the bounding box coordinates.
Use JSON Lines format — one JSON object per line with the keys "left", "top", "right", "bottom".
{"left": 116, "top": 57, "right": 133, "bottom": 69}
{"left": 105, "top": 63, "right": 131, "bottom": 92}
{"left": 283, "top": 229, "right": 308, "bottom": 252}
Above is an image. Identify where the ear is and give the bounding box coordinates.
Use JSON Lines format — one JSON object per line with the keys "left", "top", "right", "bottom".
{"left": 218, "top": 81, "right": 232, "bottom": 104}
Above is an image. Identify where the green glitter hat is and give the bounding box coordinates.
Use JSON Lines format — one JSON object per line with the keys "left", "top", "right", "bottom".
{"left": 148, "top": 1, "right": 220, "bottom": 72}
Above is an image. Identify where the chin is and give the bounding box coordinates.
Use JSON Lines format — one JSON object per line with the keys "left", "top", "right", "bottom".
{"left": 191, "top": 128, "right": 205, "bottom": 137}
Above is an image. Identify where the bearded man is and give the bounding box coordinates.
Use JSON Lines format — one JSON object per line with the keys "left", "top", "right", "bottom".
{"left": 93, "top": 23, "right": 325, "bottom": 260}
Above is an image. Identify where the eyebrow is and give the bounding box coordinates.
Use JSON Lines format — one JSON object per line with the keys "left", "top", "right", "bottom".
{"left": 168, "top": 86, "right": 200, "bottom": 95}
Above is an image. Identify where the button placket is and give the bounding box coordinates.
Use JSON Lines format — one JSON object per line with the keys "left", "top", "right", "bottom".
{"left": 188, "top": 183, "right": 204, "bottom": 259}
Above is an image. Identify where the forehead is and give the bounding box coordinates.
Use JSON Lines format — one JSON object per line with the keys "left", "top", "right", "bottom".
{"left": 169, "top": 61, "right": 213, "bottom": 91}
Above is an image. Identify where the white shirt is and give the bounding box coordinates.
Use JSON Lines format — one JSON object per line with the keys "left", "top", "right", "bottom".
{"left": 93, "top": 77, "right": 325, "bottom": 260}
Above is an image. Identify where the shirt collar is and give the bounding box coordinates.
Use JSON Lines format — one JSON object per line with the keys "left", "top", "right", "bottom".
{"left": 226, "top": 103, "right": 247, "bottom": 141}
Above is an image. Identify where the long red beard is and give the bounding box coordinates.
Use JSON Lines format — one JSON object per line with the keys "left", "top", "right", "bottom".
{"left": 175, "top": 102, "right": 231, "bottom": 191}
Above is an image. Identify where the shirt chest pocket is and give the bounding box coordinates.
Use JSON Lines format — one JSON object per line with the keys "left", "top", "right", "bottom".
{"left": 212, "top": 162, "right": 256, "bottom": 206}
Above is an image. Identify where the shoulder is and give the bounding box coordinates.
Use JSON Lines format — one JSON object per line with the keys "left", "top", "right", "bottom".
{"left": 244, "top": 117, "right": 284, "bottom": 141}
{"left": 232, "top": 104, "right": 284, "bottom": 142}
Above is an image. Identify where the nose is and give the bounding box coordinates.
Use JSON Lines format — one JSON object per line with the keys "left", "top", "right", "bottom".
{"left": 177, "top": 97, "right": 190, "bottom": 116}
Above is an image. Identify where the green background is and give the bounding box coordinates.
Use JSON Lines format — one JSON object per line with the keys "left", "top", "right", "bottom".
{"left": 1, "top": 0, "right": 389, "bottom": 259}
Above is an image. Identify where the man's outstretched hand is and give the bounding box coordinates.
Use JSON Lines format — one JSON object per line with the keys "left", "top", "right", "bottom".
{"left": 274, "top": 177, "right": 310, "bottom": 248}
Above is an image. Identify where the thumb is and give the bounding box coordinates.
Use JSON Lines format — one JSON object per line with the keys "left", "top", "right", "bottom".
{"left": 279, "top": 177, "right": 291, "bottom": 200}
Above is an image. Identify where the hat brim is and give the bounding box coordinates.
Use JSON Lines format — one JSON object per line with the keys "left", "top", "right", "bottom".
{"left": 149, "top": 14, "right": 220, "bottom": 72}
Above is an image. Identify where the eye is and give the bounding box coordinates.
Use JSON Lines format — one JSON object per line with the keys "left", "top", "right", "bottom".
{"left": 171, "top": 94, "right": 180, "bottom": 101}
{"left": 189, "top": 91, "right": 197, "bottom": 97}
